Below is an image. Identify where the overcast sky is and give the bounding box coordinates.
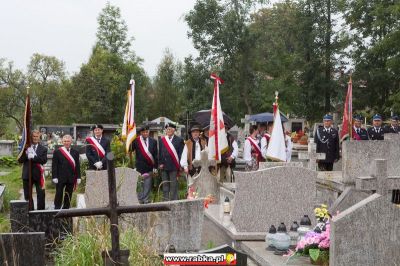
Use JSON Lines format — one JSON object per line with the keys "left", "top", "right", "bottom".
{"left": 0, "top": 0, "right": 199, "bottom": 77}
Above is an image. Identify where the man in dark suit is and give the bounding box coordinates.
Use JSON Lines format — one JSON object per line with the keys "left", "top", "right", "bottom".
{"left": 18, "top": 130, "right": 48, "bottom": 210}
{"left": 132, "top": 125, "right": 158, "bottom": 204}
{"left": 85, "top": 124, "right": 111, "bottom": 170}
{"left": 159, "top": 123, "right": 184, "bottom": 201}
{"left": 52, "top": 135, "right": 81, "bottom": 209}
{"left": 314, "top": 114, "right": 340, "bottom": 171}
{"left": 384, "top": 115, "right": 399, "bottom": 134}
{"left": 353, "top": 114, "right": 369, "bottom": 140}
{"left": 368, "top": 114, "right": 385, "bottom": 140}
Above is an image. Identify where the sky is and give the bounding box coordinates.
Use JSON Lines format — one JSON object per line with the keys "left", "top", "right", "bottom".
{"left": 0, "top": 0, "right": 198, "bottom": 77}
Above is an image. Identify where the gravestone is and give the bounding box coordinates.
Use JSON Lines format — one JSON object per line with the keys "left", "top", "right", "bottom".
{"left": 9, "top": 200, "right": 72, "bottom": 244}
{"left": 330, "top": 187, "right": 371, "bottom": 214}
{"left": 330, "top": 194, "right": 400, "bottom": 266}
{"left": 258, "top": 161, "right": 303, "bottom": 170}
{"left": 85, "top": 167, "right": 140, "bottom": 207}
{"left": 342, "top": 140, "right": 400, "bottom": 184}
{"left": 0, "top": 232, "right": 45, "bottom": 266}
{"left": 190, "top": 150, "right": 219, "bottom": 201}
{"left": 123, "top": 199, "right": 204, "bottom": 252}
{"left": 0, "top": 184, "right": 5, "bottom": 211}
{"left": 297, "top": 140, "right": 325, "bottom": 170}
{"left": 0, "top": 140, "right": 15, "bottom": 156}
{"left": 232, "top": 166, "right": 316, "bottom": 232}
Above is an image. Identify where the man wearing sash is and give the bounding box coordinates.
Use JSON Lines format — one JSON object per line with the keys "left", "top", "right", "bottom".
{"left": 180, "top": 125, "right": 207, "bottom": 177}
{"left": 243, "top": 125, "right": 261, "bottom": 171}
{"left": 132, "top": 125, "right": 158, "bottom": 204}
{"left": 261, "top": 122, "right": 273, "bottom": 159}
{"left": 219, "top": 123, "right": 238, "bottom": 182}
{"left": 86, "top": 124, "right": 111, "bottom": 170}
{"left": 314, "top": 114, "right": 340, "bottom": 171}
{"left": 353, "top": 114, "right": 369, "bottom": 140}
{"left": 159, "top": 123, "right": 184, "bottom": 201}
{"left": 52, "top": 135, "right": 81, "bottom": 209}
{"left": 18, "top": 130, "right": 48, "bottom": 210}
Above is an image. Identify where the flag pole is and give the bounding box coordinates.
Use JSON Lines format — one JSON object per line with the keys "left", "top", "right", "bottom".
{"left": 129, "top": 74, "right": 134, "bottom": 168}
{"left": 27, "top": 86, "right": 33, "bottom": 210}
{"left": 348, "top": 75, "right": 352, "bottom": 140}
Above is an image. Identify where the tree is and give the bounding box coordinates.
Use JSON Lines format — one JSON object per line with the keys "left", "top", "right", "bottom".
{"left": 96, "top": 2, "right": 137, "bottom": 61}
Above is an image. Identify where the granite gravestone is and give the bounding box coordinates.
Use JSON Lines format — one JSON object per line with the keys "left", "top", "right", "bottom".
{"left": 0, "top": 232, "right": 45, "bottom": 266}
{"left": 122, "top": 199, "right": 204, "bottom": 252}
{"left": 329, "top": 187, "right": 372, "bottom": 214}
{"left": 85, "top": 167, "right": 140, "bottom": 207}
{"left": 189, "top": 150, "right": 219, "bottom": 202}
{"left": 258, "top": 161, "right": 303, "bottom": 170}
{"left": 232, "top": 166, "right": 316, "bottom": 232}
{"left": 330, "top": 194, "right": 400, "bottom": 266}
{"left": 342, "top": 139, "right": 400, "bottom": 184}
{"left": 297, "top": 140, "right": 325, "bottom": 170}
{"left": 0, "top": 140, "right": 15, "bottom": 156}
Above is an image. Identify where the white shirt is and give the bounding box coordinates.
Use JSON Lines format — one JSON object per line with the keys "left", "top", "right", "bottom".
{"left": 285, "top": 135, "right": 293, "bottom": 162}
{"left": 260, "top": 134, "right": 270, "bottom": 159}
{"left": 230, "top": 140, "right": 238, "bottom": 159}
{"left": 243, "top": 137, "right": 259, "bottom": 163}
{"left": 180, "top": 139, "right": 202, "bottom": 169}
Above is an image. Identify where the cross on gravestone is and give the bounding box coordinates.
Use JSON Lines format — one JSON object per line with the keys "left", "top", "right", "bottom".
{"left": 356, "top": 159, "right": 400, "bottom": 203}
{"left": 55, "top": 152, "right": 170, "bottom": 265}
{"left": 298, "top": 140, "right": 325, "bottom": 170}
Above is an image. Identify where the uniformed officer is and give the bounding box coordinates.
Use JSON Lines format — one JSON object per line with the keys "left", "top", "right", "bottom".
{"left": 367, "top": 114, "right": 384, "bottom": 140}
{"left": 314, "top": 114, "right": 340, "bottom": 171}
{"left": 384, "top": 115, "right": 399, "bottom": 134}
{"left": 353, "top": 114, "right": 369, "bottom": 140}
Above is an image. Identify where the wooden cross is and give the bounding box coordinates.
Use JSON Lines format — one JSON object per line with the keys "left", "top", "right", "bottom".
{"left": 356, "top": 159, "right": 400, "bottom": 203}
{"left": 55, "top": 152, "right": 170, "bottom": 265}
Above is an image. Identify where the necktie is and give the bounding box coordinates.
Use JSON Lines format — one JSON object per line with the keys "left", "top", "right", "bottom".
{"left": 357, "top": 129, "right": 360, "bottom": 135}
{"left": 97, "top": 138, "right": 100, "bottom": 143}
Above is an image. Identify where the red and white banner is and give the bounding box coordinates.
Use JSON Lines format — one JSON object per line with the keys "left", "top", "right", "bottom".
{"left": 247, "top": 137, "right": 262, "bottom": 160}
{"left": 340, "top": 77, "right": 353, "bottom": 142}
{"left": 85, "top": 137, "right": 105, "bottom": 158}
{"left": 162, "top": 136, "right": 180, "bottom": 170}
{"left": 36, "top": 163, "right": 45, "bottom": 190}
{"left": 59, "top": 147, "right": 78, "bottom": 190}
{"left": 122, "top": 79, "right": 137, "bottom": 153}
{"left": 138, "top": 136, "right": 155, "bottom": 166}
{"left": 266, "top": 97, "right": 287, "bottom": 162}
{"left": 208, "top": 73, "right": 229, "bottom": 162}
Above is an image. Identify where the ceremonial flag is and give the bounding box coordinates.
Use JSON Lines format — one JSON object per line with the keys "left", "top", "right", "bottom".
{"left": 208, "top": 73, "right": 229, "bottom": 162}
{"left": 266, "top": 92, "right": 287, "bottom": 162}
{"left": 122, "top": 79, "right": 137, "bottom": 153}
{"left": 340, "top": 77, "right": 352, "bottom": 142}
{"left": 17, "top": 89, "right": 32, "bottom": 160}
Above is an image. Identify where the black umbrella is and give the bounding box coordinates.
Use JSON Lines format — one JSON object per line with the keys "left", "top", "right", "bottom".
{"left": 193, "top": 109, "right": 235, "bottom": 128}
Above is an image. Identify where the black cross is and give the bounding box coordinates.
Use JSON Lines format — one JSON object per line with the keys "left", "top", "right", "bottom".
{"left": 55, "top": 152, "right": 170, "bottom": 265}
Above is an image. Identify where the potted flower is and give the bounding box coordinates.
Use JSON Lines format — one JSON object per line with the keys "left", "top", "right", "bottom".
{"left": 298, "top": 135, "right": 308, "bottom": 145}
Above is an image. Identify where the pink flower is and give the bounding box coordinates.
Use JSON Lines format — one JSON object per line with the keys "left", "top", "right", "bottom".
{"left": 318, "top": 239, "right": 330, "bottom": 249}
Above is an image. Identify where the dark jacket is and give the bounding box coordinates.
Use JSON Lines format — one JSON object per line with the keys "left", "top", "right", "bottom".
{"left": 384, "top": 125, "right": 399, "bottom": 134}
{"left": 367, "top": 127, "right": 384, "bottom": 140}
{"left": 18, "top": 144, "right": 48, "bottom": 181}
{"left": 132, "top": 136, "right": 158, "bottom": 174}
{"left": 314, "top": 127, "right": 340, "bottom": 163}
{"left": 353, "top": 127, "right": 369, "bottom": 140}
{"left": 158, "top": 135, "right": 184, "bottom": 171}
{"left": 52, "top": 147, "right": 81, "bottom": 183}
{"left": 85, "top": 137, "right": 111, "bottom": 170}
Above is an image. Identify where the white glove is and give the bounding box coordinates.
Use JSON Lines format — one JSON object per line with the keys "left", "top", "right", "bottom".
{"left": 27, "top": 152, "right": 35, "bottom": 159}
{"left": 94, "top": 161, "right": 103, "bottom": 169}
{"left": 77, "top": 179, "right": 81, "bottom": 185}
{"left": 153, "top": 168, "right": 158, "bottom": 174}
{"left": 52, "top": 178, "right": 58, "bottom": 184}
{"left": 27, "top": 147, "right": 35, "bottom": 154}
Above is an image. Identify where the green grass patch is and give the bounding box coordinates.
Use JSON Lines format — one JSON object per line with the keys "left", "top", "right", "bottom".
{"left": 0, "top": 166, "right": 22, "bottom": 232}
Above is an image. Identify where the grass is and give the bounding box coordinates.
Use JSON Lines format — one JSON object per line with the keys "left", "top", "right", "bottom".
{"left": 53, "top": 217, "right": 163, "bottom": 266}
{"left": 0, "top": 166, "right": 22, "bottom": 232}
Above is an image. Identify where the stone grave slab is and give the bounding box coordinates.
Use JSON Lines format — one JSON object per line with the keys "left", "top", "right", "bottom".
{"left": 122, "top": 199, "right": 204, "bottom": 252}
{"left": 0, "top": 140, "right": 15, "bottom": 156}
{"left": 330, "top": 187, "right": 371, "bottom": 214}
{"left": 190, "top": 150, "right": 219, "bottom": 201}
{"left": 0, "top": 232, "right": 45, "bottom": 266}
{"left": 85, "top": 167, "right": 140, "bottom": 207}
{"left": 316, "top": 171, "right": 345, "bottom": 207}
{"left": 342, "top": 140, "right": 400, "bottom": 184}
{"left": 258, "top": 161, "right": 303, "bottom": 170}
{"left": 232, "top": 166, "right": 316, "bottom": 232}
{"left": 330, "top": 194, "right": 400, "bottom": 266}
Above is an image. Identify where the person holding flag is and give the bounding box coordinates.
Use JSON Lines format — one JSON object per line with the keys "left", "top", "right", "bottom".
{"left": 314, "top": 115, "right": 340, "bottom": 171}
{"left": 243, "top": 125, "right": 261, "bottom": 171}
{"left": 85, "top": 124, "right": 111, "bottom": 170}
{"left": 131, "top": 125, "right": 158, "bottom": 204}
{"left": 52, "top": 135, "right": 81, "bottom": 209}
{"left": 18, "top": 130, "right": 48, "bottom": 210}
{"left": 353, "top": 115, "right": 369, "bottom": 140}
{"left": 159, "top": 123, "right": 184, "bottom": 201}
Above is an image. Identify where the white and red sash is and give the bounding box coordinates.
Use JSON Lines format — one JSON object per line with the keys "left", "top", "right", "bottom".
{"left": 264, "top": 133, "right": 271, "bottom": 143}
{"left": 35, "top": 163, "right": 45, "bottom": 189}
{"left": 86, "top": 137, "right": 105, "bottom": 158}
{"left": 138, "top": 136, "right": 155, "bottom": 166}
{"left": 247, "top": 137, "right": 262, "bottom": 160}
{"left": 59, "top": 147, "right": 78, "bottom": 190}
{"left": 161, "top": 136, "right": 180, "bottom": 170}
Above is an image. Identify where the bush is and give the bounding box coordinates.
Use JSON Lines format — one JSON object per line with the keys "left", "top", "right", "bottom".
{"left": 0, "top": 156, "right": 18, "bottom": 167}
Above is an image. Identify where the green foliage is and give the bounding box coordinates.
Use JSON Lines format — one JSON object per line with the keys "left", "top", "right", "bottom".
{"left": 0, "top": 156, "right": 18, "bottom": 167}
{"left": 0, "top": 166, "right": 22, "bottom": 232}
{"left": 110, "top": 134, "right": 131, "bottom": 167}
{"left": 53, "top": 218, "right": 162, "bottom": 265}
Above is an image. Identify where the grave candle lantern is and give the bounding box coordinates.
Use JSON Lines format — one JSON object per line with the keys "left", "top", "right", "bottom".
{"left": 223, "top": 196, "right": 231, "bottom": 214}
{"left": 265, "top": 225, "right": 277, "bottom": 250}
{"left": 273, "top": 222, "right": 291, "bottom": 253}
{"left": 297, "top": 215, "right": 312, "bottom": 241}
{"left": 289, "top": 221, "right": 299, "bottom": 248}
